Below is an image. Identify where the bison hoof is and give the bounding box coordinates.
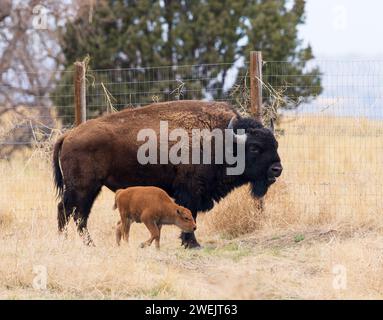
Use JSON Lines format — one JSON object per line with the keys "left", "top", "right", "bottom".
{"left": 180, "top": 232, "right": 201, "bottom": 249}
{"left": 83, "top": 238, "right": 96, "bottom": 247}
{"left": 183, "top": 240, "right": 201, "bottom": 249}
{"left": 139, "top": 242, "right": 147, "bottom": 248}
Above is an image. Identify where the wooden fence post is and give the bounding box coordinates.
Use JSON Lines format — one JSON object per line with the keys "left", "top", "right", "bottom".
{"left": 74, "top": 61, "right": 86, "bottom": 126}
{"left": 250, "top": 51, "right": 265, "bottom": 210}
{"left": 249, "top": 51, "right": 263, "bottom": 122}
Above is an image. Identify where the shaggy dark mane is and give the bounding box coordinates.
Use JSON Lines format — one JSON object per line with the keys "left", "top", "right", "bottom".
{"left": 232, "top": 117, "right": 264, "bottom": 133}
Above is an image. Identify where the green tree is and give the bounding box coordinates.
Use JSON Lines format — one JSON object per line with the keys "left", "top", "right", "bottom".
{"left": 53, "top": 0, "right": 321, "bottom": 125}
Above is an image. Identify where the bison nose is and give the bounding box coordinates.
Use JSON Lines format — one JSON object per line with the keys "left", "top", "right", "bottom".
{"left": 270, "top": 164, "right": 283, "bottom": 177}
{"left": 193, "top": 226, "right": 197, "bottom": 231}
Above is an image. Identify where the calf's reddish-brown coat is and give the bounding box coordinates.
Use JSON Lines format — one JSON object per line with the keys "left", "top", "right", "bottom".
{"left": 114, "top": 186, "right": 196, "bottom": 249}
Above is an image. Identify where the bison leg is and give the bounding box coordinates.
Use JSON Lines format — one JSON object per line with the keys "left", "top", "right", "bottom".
{"left": 57, "top": 200, "right": 71, "bottom": 233}
{"left": 180, "top": 210, "right": 200, "bottom": 249}
{"left": 73, "top": 213, "right": 94, "bottom": 246}
{"left": 72, "top": 186, "right": 102, "bottom": 246}
{"left": 180, "top": 231, "right": 200, "bottom": 249}
{"left": 57, "top": 189, "right": 78, "bottom": 235}
{"left": 173, "top": 194, "right": 201, "bottom": 249}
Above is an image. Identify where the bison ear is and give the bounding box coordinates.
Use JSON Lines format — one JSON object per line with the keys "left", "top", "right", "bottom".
{"left": 227, "top": 116, "right": 247, "bottom": 144}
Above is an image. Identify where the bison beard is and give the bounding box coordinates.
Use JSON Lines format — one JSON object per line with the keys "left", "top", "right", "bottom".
{"left": 53, "top": 100, "right": 282, "bottom": 249}
{"left": 250, "top": 180, "right": 270, "bottom": 198}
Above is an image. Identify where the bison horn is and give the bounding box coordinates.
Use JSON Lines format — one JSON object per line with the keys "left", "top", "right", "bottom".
{"left": 227, "top": 116, "right": 236, "bottom": 130}
{"left": 227, "top": 116, "right": 247, "bottom": 144}
{"left": 269, "top": 118, "right": 275, "bottom": 134}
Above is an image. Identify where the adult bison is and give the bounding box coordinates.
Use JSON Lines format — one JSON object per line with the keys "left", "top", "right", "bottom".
{"left": 53, "top": 100, "right": 282, "bottom": 248}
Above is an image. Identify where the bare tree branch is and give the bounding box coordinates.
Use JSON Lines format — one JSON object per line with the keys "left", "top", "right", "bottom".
{"left": 0, "top": 0, "right": 79, "bottom": 157}
{"left": 0, "top": 0, "right": 11, "bottom": 22}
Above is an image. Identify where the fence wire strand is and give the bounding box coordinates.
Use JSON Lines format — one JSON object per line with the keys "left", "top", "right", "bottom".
{"left": 1, "top": 60, "right": 383, "bottom": 217}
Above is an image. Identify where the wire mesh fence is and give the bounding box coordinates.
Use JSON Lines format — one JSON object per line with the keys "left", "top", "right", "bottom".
{"left": 261, "top": 60, "right": 383, "bottom": 220}
{"left": 77, "top": 63, "right": 249, "bottom": 123}
{"left": 1, "top": 60, "right": 383, "bottom": 221}
{"left": 264, "top": 60, "right": 383, "bottom": 119}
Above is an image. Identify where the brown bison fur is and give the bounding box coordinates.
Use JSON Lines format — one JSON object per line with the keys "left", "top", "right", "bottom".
{"left": 53, "top": 100, "right": 282, "bottom": 248}
{"left": 114, "top": 186, "right": 196, "bottom": 249}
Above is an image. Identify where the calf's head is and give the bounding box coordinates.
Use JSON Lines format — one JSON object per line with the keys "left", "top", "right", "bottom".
{"left": 228, "top": 116, "right": 283, "bottom": 198}
{"left": 174, "top": 207, "right": 196, "bottom": 233}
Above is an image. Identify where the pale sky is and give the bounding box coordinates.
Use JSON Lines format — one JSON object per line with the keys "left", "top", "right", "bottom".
{"left": 299, "top": 0, "right": 383, "bottom": 58}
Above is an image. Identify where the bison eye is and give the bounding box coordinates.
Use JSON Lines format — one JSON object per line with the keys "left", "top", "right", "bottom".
{"left": 249, "top": 144, "right": 261, "bottom": 154}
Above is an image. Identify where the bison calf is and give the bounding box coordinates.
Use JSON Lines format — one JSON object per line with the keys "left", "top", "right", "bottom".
{"left": 113, "top": 186, "right": 196, "bottom": 249}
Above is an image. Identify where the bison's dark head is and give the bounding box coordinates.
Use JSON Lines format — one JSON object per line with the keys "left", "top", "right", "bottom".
{"left": 228, "top": 116, "right": 282, "bottom": 198}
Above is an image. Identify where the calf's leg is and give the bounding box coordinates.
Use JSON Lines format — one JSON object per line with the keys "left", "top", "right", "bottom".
{"left": 115, "top": 220, "right": 123, "bottom": 246}
{"left": 122, "top": 218, "right": 131, "bottom": 243}
{"left": 155, "top": 224, "right": 162, "bottom": 249}
{"left": 140, "top": 220, "right": 160, "bottom": 249}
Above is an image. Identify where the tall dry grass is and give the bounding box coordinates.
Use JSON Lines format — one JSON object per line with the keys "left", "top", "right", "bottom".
{"left": 206, "top": 116, "right": 383, "bottom": 237}
{"left": 0, "top": 115, "right": 383, "bottom": 299}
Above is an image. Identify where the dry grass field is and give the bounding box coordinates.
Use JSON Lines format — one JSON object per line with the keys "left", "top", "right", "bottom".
{"left": 1, "top": 115, "right": 383, "bottom": 299}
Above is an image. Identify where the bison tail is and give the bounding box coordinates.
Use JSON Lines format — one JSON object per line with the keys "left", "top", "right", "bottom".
{"left": 113, "top": 189, "right": 124, "bottom": 210}
{"left": 53, "top": 134, "right": 66, "bottom": 198}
